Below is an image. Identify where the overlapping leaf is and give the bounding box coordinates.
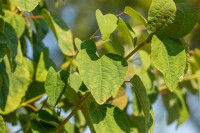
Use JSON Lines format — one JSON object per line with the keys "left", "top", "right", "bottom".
{"left": 77, "top": 49, "right": 128, "bottom": 104}
{"left": 89, "top": 103, "right": 130, "bottom": 133}
{"left": 41, "top": 9, "right": 75, "bottom": 56}
{"left": 0, "top": 115, "right": 6, "bottom": 133}
{"left": 45, "top": 67, "right": 65, "bottom": 106}
{"left": 151, "top": 36, "right": 186, "bottom": 91}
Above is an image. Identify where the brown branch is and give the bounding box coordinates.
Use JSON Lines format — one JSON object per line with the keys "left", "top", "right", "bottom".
{"left": 115, "top": 12, "right": 125, "bottom": 17}
{"left": 25, "top": 16, "right": 42, "bottom": 19}
{"left": 25, "top": 104, "right": 38, "bottom": 111}
{"left": 55, "top": 93, "right": 91, "bottom": 133}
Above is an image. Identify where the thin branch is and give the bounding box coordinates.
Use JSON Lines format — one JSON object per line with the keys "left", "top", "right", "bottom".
{"left": 25, "top": 16, "right": 42, "bottom": 19}
{"left": 25, "top": 104, "right": 38, "bottom": 111}
{"left": 20, "top": 93, "right": 45, "bottom": 106}
{"left": 55, "top": 93, "right": 91, "bottom": 133}
{"left": 90, "top": 29, "right": 100, "bottom": 39}
{"left": 115, "top": 12, "right": 125, "bottom": 17}
{"left": 125, "top": 37, "right": 151, "bottom": 60}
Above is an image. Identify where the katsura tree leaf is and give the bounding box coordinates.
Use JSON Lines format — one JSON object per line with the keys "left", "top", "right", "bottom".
{"left": 77, "top": 49, "right": 128, "bottom": 104}
{"left": 109, "top": 33, "right": 125, "bottom": 56}
{"left": 74, "top": 38, "right": 82, "bottom": 51}
{"left": 124, "top": 6, "right": 147, "bottom": 27}
{"left": 2, "top": 10, "right": 25, "bottom": 38}
{"left": 147, "top": 0, "right": 176, "bottom": 35}
{"left": 160, "top": 3, "right": 198, "bottom": 38}
{"left": 0, "top": 115, "right": 6, "bottom": 133}
{"left": 0, "top": 18, "right": 4, "bottom": 32}
{"left": 31, "top": 120, "right": 54, "bottom": 133}
{"left": 45, "top": 67, "right": 65, "bottom": 107}
{"left": 130, "top": 75, "right": 151, "bottom": 124}
{"left": 96, "top": 9, "right": 118, "bottom": 40}
{"left": 6, "top": 0, "right": 18, "bottom": 11}
{"left": 68, "top": 72, "right": 82, "bottom": 92}
{"left": 89, "top": 103, "right": 130, "bottom": 133}
{"left": 116, "top": 18, "right": 135, "bottom": 46}
{"left": 17, "top": 0, "right": 41, "bottom": 12}
{"left": 0, "top": 32, "right": 7, "bottom": 61}
{"left": 151, "top": 36, "right": 186, "bottom": 91}
{"left": 4, "top": 23, "right": 18, "bottom": 70}
{"left": 41, "top": 9, "right": 75, "bottom": 56}
{"left": 35, "top": 48, "right": 55, "bottom": 82}
{"left": 0, "top": 45, "right": 33, "bottom": 114}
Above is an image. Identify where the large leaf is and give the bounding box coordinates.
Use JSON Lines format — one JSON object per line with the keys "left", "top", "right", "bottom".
{"left": 130, "top": 75, "right": 151, "bottom": 125}
{"left": 159, "top": 3, "right": 198, "bottom": 38}
{"left": 45, "top": 67, "right": 65, "bottom": 107}
{"left": 124, "top": 6, "right": 147, "bottom": 27}
{"left": 2, "top": 10, "right": 25, "bottom": 38}
{"left": 41, "top": 9, "right": 75, "bottom": 56}
{"left": 77, "top": 49, "right": 128, "bottom": 104}
{"left": 17, "top": 0, "right": 41, "bottom": 12}
{"left": 89, "top": 103, "right": 130, "bottom": 133}
{"left": 0, "top": 32, "right": 7, "bottom": 62}
{"left": 96, "top": 9, "right": 118, "bottom": 40}
{"left": 0, "top": 115, "right": 6, "bottom": 133}
{"left": 147, "top": 0, "right": 176, "bottom": 34}
{"left": 151, "top": 36, "right": 186, "bottom": 91}
{"left": 0, "top": 44, "right": 33, "bottom": 114}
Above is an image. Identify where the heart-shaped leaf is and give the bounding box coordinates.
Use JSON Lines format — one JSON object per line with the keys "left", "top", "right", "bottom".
{"left": 77, "top": 49, "right": 128, "bottom": 104}
{"left": 96, "top": 9, "right": 118, "bottom": 40}
{"left": 17, "top": 0, "right": 41, "bottom": 12}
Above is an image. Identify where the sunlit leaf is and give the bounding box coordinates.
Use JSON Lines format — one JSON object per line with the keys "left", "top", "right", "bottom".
{"left": 17, "top": 0, "right": 41, "bottom": 12}
{"left": 96, "top": 9, "right": 118, "bottom": 40}
{"left": 151, "top": 36, "right": 186, "bottom": 91}
{"left": 77, "top": 49, "right": 128, "bottom": 104}
{"left": 0, "top": 115, "right": 6, "bottom": 133}
{"left": 112, "top": 87, "right": 128, "bottom": 110}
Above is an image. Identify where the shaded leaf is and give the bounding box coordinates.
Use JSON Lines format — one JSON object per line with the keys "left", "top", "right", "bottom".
{"left": 151, "top": 36, "right": 186, "bottom": 91}
{"left": 77, "top": 49, "right": 128, "bottom": 104}
{"left": 0, "top": 18, "right": 4, "bottom": 32}
{"left": 89, "top": 103, "right": 130, "bottom": 133}
{"left": 17, "top": 0, "right": 41, "bottom": 12}
{"left": 2, "top": 10, "right": 25, "bottom": 38}
{"left": 41, "top": 9, "right": 75, "bottom": 56}
{"left": 130, "top": 75, "right": 150, "bottom": 124}
{"left": 96, "top": 9, "right": 118, "bottom": 40}
{"left": 124, "top": 6, "right": 147, "bottom": 27}
{"left": 0, "top": 32, "right": 7, "bottom": 62}
{"left": 109, "top": 33, "right": 125, "bottom": 56}
{"left": 45, "top": 67, "right": 65, "bottom": 106}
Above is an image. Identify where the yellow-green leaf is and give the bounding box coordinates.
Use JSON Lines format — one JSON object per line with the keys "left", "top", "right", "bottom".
{"left": 17, "top": 0, "right": 41, "bottom": 12}
{"left": 0, "top": 115, "right": 6, "bottom": 133}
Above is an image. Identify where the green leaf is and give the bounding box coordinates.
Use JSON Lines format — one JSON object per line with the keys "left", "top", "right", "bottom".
{"left": 96, "top": 9, "right": 118, "bottom": 40}
{"left": 41, "top": 9, "right": 75, "bottom": 56}
{"left": 0, "top": 44, "right": 33, "bottom": 114}
{"left": 35, "top": 48, "right": 55, "bottom": 82}
{"left": 124, "top": 6, "right": 147, "bottom": 27}
{"left": 81, "top": 40, "right": 97, "bottom": 52}
{"left": 130, "top": 75, "right": 151, "bottom": 124}
{"left": 109, "top": 33, "right": 125, "bottom": 56}
{"left": 6, "top": 0, "right": 18, "bottom": 11}
{"left": 2, "top": 10, "right": 25, "bottom": 38}
{"left": 0, "top": 18, "right": 4, "bottom": 32}
{"left": 77, "top": 49, "right": 128, "bottom": 104}
{"left": 68, "top": 72, "right": 82, "bottom": 92}
{"left": 45, "top": 67, "right": 65, "bottom": 106}
{"left": 89, "top": 103, "right": 130, "bottom": 133}
{"left": 0, "top": 115, "right": 6, "bottom": 133}
{"left": 147, "top": 0, "right": 176, "bottom": 35}
{"left": 74, "top": 38, "right": 82, "bottom": 51}
{"left": 159, "top": 3, "right": 198, "bottom": 38}
{"left": 17, "top": 0, "right": 41, "bottom": 12}
{"left": 151, "top": 36, "right": 186, "bottom": 91}
{"left": 116, "top": 18, "right": 135, "bottom": 46}
{"left": 0, "top": 32, "right": 7, "bottom": 62}
{"left": 4, "top": 23, "right": 18, "bottom": 70}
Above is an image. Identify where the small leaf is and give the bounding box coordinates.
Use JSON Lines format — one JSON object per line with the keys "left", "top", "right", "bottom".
{"left": 35, "top": 48, "right": 55, "bottom": 82}
{"left": 41, "top": 9, "right": 75, "bottom": 56}
{"left": 45, "top": 67, "right": 65, "bottom": 106}
{"left": 17, "top": 0, "right": 41, "bottom": 12}
{"left": 0, "top": 115, "right": 6, "bottom": 133}
{"left": 89, "top": 103, "right": 130, "bottom": 133}
{"left": 124, "top": 6, "right": 147, "bottom": 27}
{"left": 96, "top": 9, "right": 118, "bottom": 40}
{"left": 151, "top": 36, "right": 186, "bottom": 91}
{"left": 147, "top": 0, "right": 176, "bottom": 34}
{"left": 130, "top": 75, "right": 151, "bottom": 124}
{"left": 77, "top": 49, "right": 128, "bottom": 104}
{"left": 2, "top": 10, "right": 25, "bottom": 38}
{"left": 68, "top": 72, "right": 82, "bottom": 92}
